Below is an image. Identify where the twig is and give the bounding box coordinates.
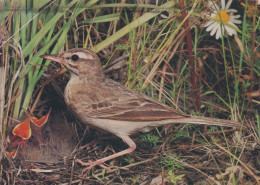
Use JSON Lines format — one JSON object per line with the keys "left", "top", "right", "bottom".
{"left": 166, "top": 153, "right": 221, "bottom": 185}
{"left": 249, "top": 0, "right": 257, "bottom": 113}
{"left": 214, "top": 142, "right": 260, "bottom": 184}
{"left": 179, "top": 0, "right": 200, "bottom": 111}
{"left": 30, "top": 67, "right": 66, "bottom": 113}
{"left": 92, "top": 156, "right": 159, "bottom": 177}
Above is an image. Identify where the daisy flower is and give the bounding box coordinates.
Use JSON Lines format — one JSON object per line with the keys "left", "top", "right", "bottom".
{"left": 204, "top": 0, "right": 241, "bottom": 40}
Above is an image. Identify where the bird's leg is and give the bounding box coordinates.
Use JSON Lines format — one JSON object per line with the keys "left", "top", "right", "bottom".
{"left": 75, "top": 135, "right": 136, "bottom": 172}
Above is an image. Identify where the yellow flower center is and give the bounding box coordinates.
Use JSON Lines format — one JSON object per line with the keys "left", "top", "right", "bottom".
{"left": 216, "top": 10, "right": 230, "bottom": 23}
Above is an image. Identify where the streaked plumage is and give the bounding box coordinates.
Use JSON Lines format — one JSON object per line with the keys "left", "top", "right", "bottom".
{"left": 41, "top": 48, "right": 240, "bottom": 170}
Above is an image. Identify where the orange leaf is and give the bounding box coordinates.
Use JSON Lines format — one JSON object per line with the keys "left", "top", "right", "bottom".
{"left": 6, "top": 150, "right": 16, "bottom": 157}
{"left": 29, "top": 108, "right": 51, "bottom": 128}
{"left": 12, "top": 118, "right": 31, "bottom": 140}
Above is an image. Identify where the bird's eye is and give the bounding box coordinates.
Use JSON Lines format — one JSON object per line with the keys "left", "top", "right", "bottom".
{"left": 71, "top": 54, "right": 79, "bottom": 61}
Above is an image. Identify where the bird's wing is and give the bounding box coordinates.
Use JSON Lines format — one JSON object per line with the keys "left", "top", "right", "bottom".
{"left": 85, "top": 79, "right": 189, "bottom": 121}
{"left": 87, "top": 98, "right": 189, "bottom": 121}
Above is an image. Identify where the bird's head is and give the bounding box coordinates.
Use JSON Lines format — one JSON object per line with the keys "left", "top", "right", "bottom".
{"left": 41, "top": 48, "right": 104, "bottom": 80}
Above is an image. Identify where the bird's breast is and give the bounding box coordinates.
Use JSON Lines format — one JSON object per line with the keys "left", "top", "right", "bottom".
{"left": 64, "top": 77, "right": 102, "bottom": 117}
{"left": 64, "top": 77, "right": 88, "bottom": 111}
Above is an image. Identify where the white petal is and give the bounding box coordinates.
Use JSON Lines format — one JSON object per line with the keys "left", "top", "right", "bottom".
{"left": 208, "top": 2, "right": 214, "bottom": 7}
{"left": 232, "top": 30, "right": 237, "bottom": 36}
{"left": 228, "top": 28, "right": 237, "bottom": 36}
{"left": 210, "top": 2, "right": 219, "bottom": 11}
{"left": 230, "top": 18, "right": 241, "bottom": 24}
{"left": 226, "top": 0, "right": 232, "bottom": 9}
{"left": 210, "top": 13, "right": 217, "bottom": 18}
{"left": 206, "top": 22, "right": 218, "bottom": 32}
{"left": 224, "top": 25, "right": 235, "bottom": 35}
{"left": 216, "top": 27, "right": 221, "bottom": 39}
{"left": 221, "top": 0, "right": 225, "bottom": 9}
{"left": 229, "top": 21, "right": 239, "bottom": 29}
{"left": 232, "top": 14, "right": 240, "bottom": 18}
{"left": 228, "top": 9, "right": 237, "bottom": 13}
{"left": 204, "top": 21, "right": 214, "bottom": 28}
{"left": 214, "top": 4, "right": 220, "bottom": 11}
{"left": 210, "top": 23, "right": 219, "bottom": 36}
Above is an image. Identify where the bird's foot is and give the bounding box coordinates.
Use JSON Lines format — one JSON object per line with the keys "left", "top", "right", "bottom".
{"left": 75, "top": 158, "right": 114, "bottom": 173}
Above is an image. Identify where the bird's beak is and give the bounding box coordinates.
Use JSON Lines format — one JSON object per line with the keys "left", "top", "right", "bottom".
{"left": 40, "top": 54, "right": 66, "bottom": 64}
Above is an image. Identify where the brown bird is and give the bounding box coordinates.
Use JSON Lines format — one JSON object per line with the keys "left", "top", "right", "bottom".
{"left": 41, "top": 48, "right": 240, "bottom": 170}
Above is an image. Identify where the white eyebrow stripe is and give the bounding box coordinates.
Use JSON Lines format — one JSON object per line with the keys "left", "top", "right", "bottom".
{"left": 76, "top": 52, "right": 94, "bottom": 60}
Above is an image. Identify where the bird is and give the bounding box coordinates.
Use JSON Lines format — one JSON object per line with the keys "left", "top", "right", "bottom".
{"left": 41, "top": 48, "right": 240, "bottom": 170}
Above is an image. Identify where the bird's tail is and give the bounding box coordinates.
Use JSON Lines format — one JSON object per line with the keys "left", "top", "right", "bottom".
{"left": 173, "top": 116, "right": 241, "bottom": 128}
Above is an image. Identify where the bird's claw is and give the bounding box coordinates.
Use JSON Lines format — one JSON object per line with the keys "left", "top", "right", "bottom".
{"left": 75, "top": 158, "right": 113, "bottom": 173}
